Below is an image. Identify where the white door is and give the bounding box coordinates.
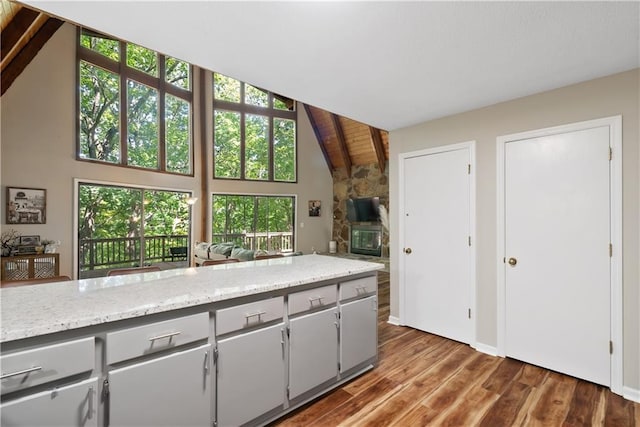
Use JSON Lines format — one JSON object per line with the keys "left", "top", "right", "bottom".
{"left": 402, "top": 146, "right": 472, "bottom": 344}
{"left": 504, "top": 126, "right": 611, "bottom": 386}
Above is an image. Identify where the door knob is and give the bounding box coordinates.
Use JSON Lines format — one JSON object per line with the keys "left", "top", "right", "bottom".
{"left": 508, "top": 257, "right": 517, "bottom": 266}
{"left": 404, "top": 248, "right": 412, "bottom": 254}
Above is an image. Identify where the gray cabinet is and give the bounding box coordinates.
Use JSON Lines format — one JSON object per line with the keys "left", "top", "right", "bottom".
{"left": 108, "top": 344, "right": 212, "bottom": 427}
{"left": 289, "top": 307, "right": 339, "bottom": 399}
{"left": 340, "top": 295, "right": 378, "bottom": 373}
{"left": 217, "top": 323, "right": 286, "bottom": 426}
{"left": 0, "top": 377, "right": 98, "bottom": 426}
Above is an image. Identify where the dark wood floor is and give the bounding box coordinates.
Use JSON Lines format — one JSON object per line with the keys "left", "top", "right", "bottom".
{"left": 274, "top": 271, "right": 640, "bottom": 426}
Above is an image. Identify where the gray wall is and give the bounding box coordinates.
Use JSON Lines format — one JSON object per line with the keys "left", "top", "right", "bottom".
{"left": 1, "top": 23, "right": 333, "bottom": 277}
{"left": 390, "top": 69, "right": 639, "bottom": 390}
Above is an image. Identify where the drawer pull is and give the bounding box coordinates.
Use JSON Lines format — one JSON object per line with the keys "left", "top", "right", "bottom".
{"left": 1, "top": 365, "right": 43, "bottom": 380}
{"left": 148, "top": 331, "right": 181, "bottom": 341}
{"left": 355, "top": 285, "right": 369, "bottom": 295}
{"left": 308, "top": 296, "right": 324, "bottom": 307}
{"left": 244, "top": 311, "right": 266, "bottom": 324}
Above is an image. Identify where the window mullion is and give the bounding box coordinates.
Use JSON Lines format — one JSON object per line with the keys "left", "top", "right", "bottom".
{"left": 158, "top": 55, "right": 166, "bottom": 172}
{"left": 120, "top": 41, "right": 128, "bottom": 166}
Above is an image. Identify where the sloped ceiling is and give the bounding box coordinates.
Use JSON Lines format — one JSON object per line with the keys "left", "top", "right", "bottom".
{"left": 18, "top": 1, "right": 640, "bottom": 132}
{"left": 1, "top": 0, "right": 62, "bottom": 95}
{"left": 1, "top": 1, "right": 389, "bottom": 172}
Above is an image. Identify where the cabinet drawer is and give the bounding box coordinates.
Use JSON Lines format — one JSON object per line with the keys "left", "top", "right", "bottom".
{"left": 289, "top": 284, "right": 337, "bottom": 315}
{"left": 339, "top": 276, "right": 377, "bottom": 301}
{"left": 106, "top": 312, "right": 209, "bottom": 365}
{"left": 1, "top": 337, "right": 94, "bottom": 395}
{"left": 216, "top": 296, "right": 283, "bottom": 336}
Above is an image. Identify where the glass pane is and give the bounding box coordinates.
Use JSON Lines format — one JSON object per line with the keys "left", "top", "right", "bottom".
{"left": 79, "top": 62, "right": 120, "bottom": 163}
{"left": 273, "top": 118, "right": 296, "bottom": 182}
{"left": 127, "top": 80, "right": 159, "bottom": 169}
{"left": 214, "top": 110, "right": 241, "bottom": 178}
{"left": 126, "top": 43, "right": 158, "bottom": 77}
{"left": 165, "top": 56, "right": 190, "bottom": 90}
{"left": 269, "top": 197, "right": 294, "bottom": 252}
{"left": 213, "top": 73, "right": 240, "bottom": 103}
{"left": 77, "top": 184, "right": 142, "bottom": 277}
{"left": 80, "top": 30, "right": 119, "bottom": 61}
{"left": 245, "top": 84, "right": 268, "bottom": 107}
{"left": 143, "top": 190, "right": 190, "bottom": 261}
{"left": 273, "top": 97, "right": 290, "bottom": 111}
{"left": 165, "top": 95, "right": 191, "bottom": 174}
{"left": 255, "top": 197, "right": 269, "bottom": 250}
{"left": 223, "top": 195, "right": 254, "bottom": 248}
{"left": 245, "top": 114, "right": 269, "bottom": 180}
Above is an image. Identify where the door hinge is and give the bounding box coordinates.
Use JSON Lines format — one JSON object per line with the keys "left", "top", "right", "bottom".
{"left": 286, "top": 386, "right": 290, "bottom": 399}
{"left": 609, "top": 340, "right": 613, "bottom": 354}
{"left": 468, "top": 164, "right": 471, "bottom": 174}
{"left": 468, "top": 308, "right": 471, "bottom": 319}
{"left": 609, "top": 147, "right": 613, "bottom": 161}
{"left": 286, "top": 326, "right": 290, "bottom": 338}
{"left": 338, "top": 362, "right": 341, "bottom": 371}
{"left": 609, "top": 243, "right": 613, "bottom": 258}
{"left": 213, "top": 347, "right": 219, "bottom": 365}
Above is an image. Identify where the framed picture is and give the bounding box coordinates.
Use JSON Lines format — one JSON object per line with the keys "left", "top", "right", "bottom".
{"left": 308, "top": 200, "right": 321, "bottom": 217}
{"left": 19, "top": 235, "right": 41, "bottom": 246}
{"left": 6, "top": 187, "right": 47, "bottom": 224}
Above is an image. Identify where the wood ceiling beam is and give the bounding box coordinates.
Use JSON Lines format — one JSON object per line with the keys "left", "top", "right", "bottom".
{"left": 1, "top": 7, "right": 39, "bottom": 71}
{"left": 303, "top": 104, "right": 334, "bottom": 172}
{"left": 369, "top": 127, "right": 386, "bottom": 173}
{"left": 1, "top": 16, "right": 63, "bottom": 96}
{"left": 330, "top": 113, "right": 352, "bottom": 175}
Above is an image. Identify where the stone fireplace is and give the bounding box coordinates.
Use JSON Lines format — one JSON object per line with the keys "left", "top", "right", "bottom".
{"left": 332, "top": 163, "right": 389, "bottom": 257}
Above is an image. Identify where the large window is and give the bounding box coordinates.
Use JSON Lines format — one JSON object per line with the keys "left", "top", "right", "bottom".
{"left": 213, "top": 73, "right": 297, "bottom": 182}
{"left": 78, "top": 29, "right": 193, "bottom": 174}
{"left": 77, "top": 182, "right": 192, "bottom": 278}
{"left": 212, "top": 194, "right": 295, "bottom": 252}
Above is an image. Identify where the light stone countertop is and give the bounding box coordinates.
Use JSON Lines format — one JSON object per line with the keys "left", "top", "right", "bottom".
{"left": 0, "top": 254, "right": 382, "bottom": 343}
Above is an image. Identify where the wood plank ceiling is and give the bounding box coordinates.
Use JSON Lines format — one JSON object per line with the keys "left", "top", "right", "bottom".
{"left": 1, "top": 0, "right": 63, "bottom": 96}
{"left": 304, "top": 104, "right": 389, "bottom": 174}
{"left": 1, "top": 0, "right": 389, "bottom": 173}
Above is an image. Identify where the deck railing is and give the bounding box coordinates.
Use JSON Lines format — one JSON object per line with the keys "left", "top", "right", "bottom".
{"left": 211, "top": 232, "right": 294, "bottom": 253}
{"left": 79, "top": 235, "right": 189, "bottom": 271}
{"left": 79, "top": 232, "right": 293, "bottom": 272}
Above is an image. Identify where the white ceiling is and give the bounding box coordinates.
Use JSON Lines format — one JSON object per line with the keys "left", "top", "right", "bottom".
{"left": 23, "top": 1, "right": 640, "bottom": 131}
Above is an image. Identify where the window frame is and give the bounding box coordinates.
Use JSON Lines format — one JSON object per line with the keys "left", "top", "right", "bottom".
{"left": 76, "top": 27, "right": 194, "bottom": 176}
{"left": 213, "top": 74, "right": 297, "bottom": 182}
{"left": 211, "top": 192, "right": 297, "bottom": 252}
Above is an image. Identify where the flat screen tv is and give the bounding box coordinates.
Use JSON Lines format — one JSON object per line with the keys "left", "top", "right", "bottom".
{"left": 346, "top": 197, "right": 380, "bottom": 222}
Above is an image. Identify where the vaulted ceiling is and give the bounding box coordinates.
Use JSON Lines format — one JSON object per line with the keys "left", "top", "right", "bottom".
{"left": 1, "top": 0, "right": 388, "bottom": 173}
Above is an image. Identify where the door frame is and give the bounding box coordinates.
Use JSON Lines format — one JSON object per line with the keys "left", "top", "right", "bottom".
{"left": 398, "top": 141, "right": 477, "bottom": 346}
{"left": 496, "top": 116, "right": 622, "bottom": 394}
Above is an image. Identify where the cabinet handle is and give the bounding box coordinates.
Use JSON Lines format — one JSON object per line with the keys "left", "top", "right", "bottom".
{"left": 204, "top": 351, "right": 210, "bottom": 374}
{"left": 308, "top": 296, "right": 324, "bottom": 307}
{"left": 88, "top": 386, "right": 94, "bottom": 419}
{"left": 148, "top": 331, "right": 181, "bottom": 341}
{"left": 0, "top": 365, "right": 42, "bottom": 380}
{"left": 244, "top": 311, "right": 266, "bottom": 324}
{"left": 355, "top": 285, "right": 368, "bottom": 295}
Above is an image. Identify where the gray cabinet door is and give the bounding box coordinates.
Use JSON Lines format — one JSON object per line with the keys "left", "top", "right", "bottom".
{"left": 108, "top": 344, "right": 212, "bottom": 427}
{"left": 289, "top": 308, "right": 339, "bottom": 399}
{"left": 0, "top": 377, "right": 98, "bottom": 427}
{"left": 340, "top": 296, "right": 378, "bottom": 373}
{"left": 217, "top": 323, "right": 285, "bottom": 427}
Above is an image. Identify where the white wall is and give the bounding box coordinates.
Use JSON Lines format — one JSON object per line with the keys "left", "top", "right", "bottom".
{"left": 1, "top": 23, "right": 333, "bottom": 277}
{"left": 390, "top": 69, "right": 639, "bottom": 391}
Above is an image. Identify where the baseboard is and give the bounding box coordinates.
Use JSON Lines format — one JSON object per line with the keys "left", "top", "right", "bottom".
{"left": 473, "top": 342, "right": 499, "bottom": 357}
{"left": 387, "top": 315, "right": 401, "bottom": 326}
{"left": 623, "top": 386, "right": 640, "bottom": 403}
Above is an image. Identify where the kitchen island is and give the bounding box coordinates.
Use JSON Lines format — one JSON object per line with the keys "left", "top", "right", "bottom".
{"left": 1, "top": 254, "right": 382, "bottom": 427}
